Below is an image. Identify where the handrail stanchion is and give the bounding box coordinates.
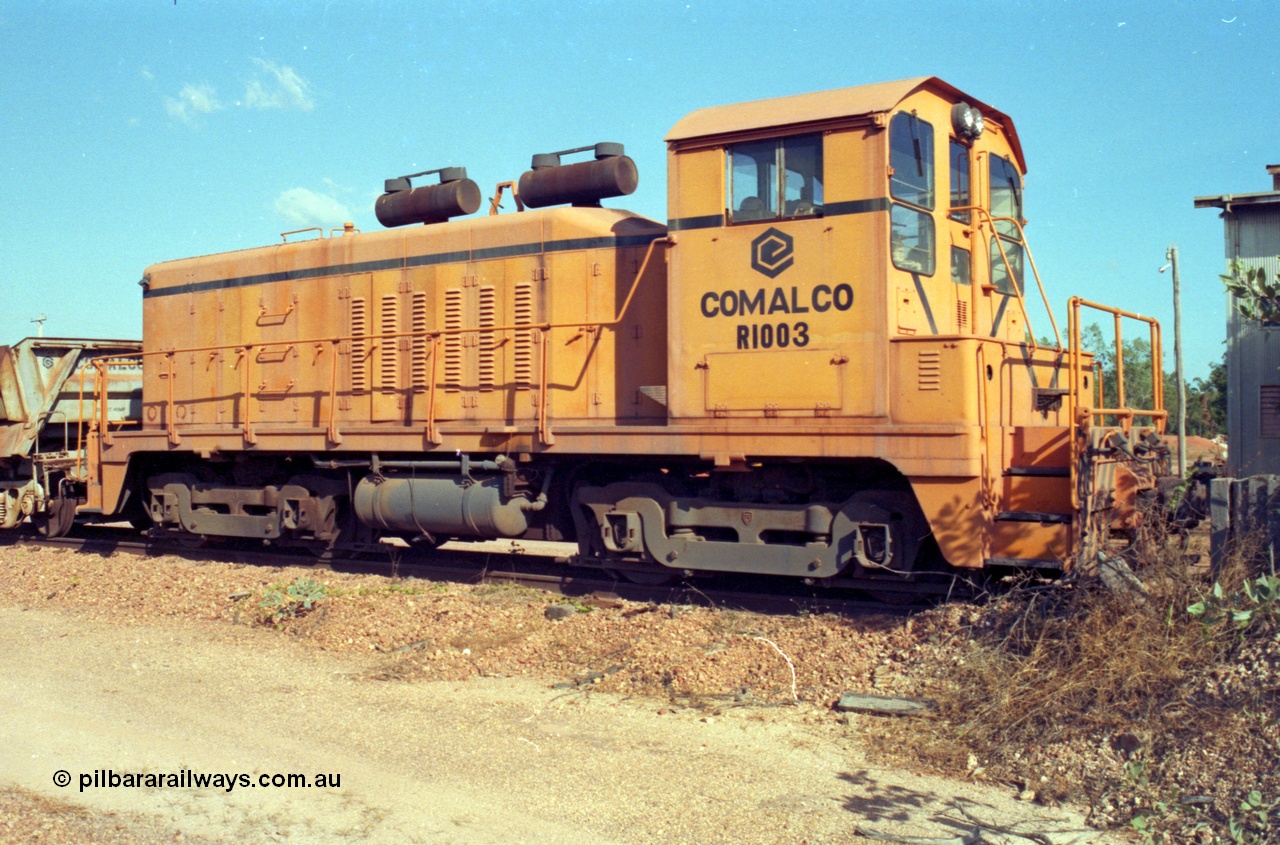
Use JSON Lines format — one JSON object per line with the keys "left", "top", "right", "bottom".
{"left": 538, "top": 329, "right": 554, "bottom": 446}
{"left": 326, "top": 340, "right": 342, "bottom": 445}
{"left": 165, "top": 353, "right": 181, "bottom": 445}
{"left": 425, "top": 336, "right": 442, "bottom": 446}
{"left": 238, "top": 347, "right": 256, "bottom": 445}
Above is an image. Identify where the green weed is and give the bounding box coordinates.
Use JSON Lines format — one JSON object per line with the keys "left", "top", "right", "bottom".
{"left": 260, "top": 576, "right": 328, "bottom": 625}
{"left": 1188, "top": 575, "right": 1280, "bottom": 637}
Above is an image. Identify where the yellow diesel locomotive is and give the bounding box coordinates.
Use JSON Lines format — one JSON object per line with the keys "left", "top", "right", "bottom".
{"left": 64, "top": 77, "right": 1169, "bottom": 589}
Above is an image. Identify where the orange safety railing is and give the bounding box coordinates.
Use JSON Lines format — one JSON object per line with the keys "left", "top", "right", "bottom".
{"left": 73, "top": 356, "right": 143, "bottom": 482}
{"left": 81, "top": 237, "right": 672, "bottom": 472}
{"left": 1067, "top": 296, "right": 1166, "bottom": 437}
{"left": 1067, "top": 296, "right": 1167, "bottom": 538}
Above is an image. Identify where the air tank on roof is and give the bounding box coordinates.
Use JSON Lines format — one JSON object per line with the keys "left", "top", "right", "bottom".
{"left": 517, "top": 143, "right": 638, "bottom": 209}
{"left": 375, "top": 166, "right": 481, "bottom": 227}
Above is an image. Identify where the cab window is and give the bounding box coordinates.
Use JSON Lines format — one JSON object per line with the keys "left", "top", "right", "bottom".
{"left": 949, "top": 140, "right": 970, "bottom": 223}
{"left": 951, "top": 246, "right": 971, "bottom": 286}
{"left": 891, "top": 205, "right": 935, "bottom": 276}
{"left": 727, "top": 134, "right": 823, "bottom": 223}
{"left": 989, "top": 154, "right": 1024, "bottom": 292}
{"left": 889, "top": 111, "right": 935, "bottom": 275}
{"left": 990, "top": 236, "right": 1024, "bottom": 294}
{"left": 990, "top": 154, "right": 1023, "bottom": 239}
{"left": 890, "top": 112, "right": 934, "bottom": 209}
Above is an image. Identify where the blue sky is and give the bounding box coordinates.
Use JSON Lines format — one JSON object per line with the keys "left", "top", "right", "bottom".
{"left": 2, "top": 0, "right": 1276, "bottom": 381}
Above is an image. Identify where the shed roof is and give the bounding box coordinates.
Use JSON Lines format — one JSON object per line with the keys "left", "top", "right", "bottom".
{"left": 1194, "top": 190, "right": 1280, "bottom": 211}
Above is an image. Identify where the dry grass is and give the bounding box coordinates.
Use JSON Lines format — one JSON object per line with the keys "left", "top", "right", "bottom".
{"left": 939, "top": 559, "right": 1223, "bottom": 755}
{"left": 876, "top": 514, "right": 1280, "bottom": 838}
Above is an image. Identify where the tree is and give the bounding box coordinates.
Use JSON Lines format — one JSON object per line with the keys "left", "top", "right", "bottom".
{"left": 1183, "top": 353, "right": 1227, "bottom": 438}
{"left": 1079, "top": 325, "right": 1226, "bottom": 438}
{"left": 1222, "top": 257, "right": 1280, "bottom": 324}
{"left": 1079, "top": 323, "right": 1158, "bottom": 418}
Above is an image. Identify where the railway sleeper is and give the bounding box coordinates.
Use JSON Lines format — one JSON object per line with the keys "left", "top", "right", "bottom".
{"left": 572, "top": 481, "right": 927, "bottom": 580}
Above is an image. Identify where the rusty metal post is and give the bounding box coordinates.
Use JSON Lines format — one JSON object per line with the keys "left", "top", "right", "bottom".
{"left": 1112, "top": 312, "right": 1127, "bottom": 433}
{"left": 1163, "top": 245, "right": 1186, "bottom": 475}
{"left": 237, "top": 347, "right": 256, "bottom": 445}
{"left": 538, "top": 328, "right": 554, "bottom": 446}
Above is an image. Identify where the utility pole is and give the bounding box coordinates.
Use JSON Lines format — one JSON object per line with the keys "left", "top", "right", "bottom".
{"left": 1161, "top": 246, "right": 1187, "bottom": 476}
{"left": 30, "top": 315, "right": 47, "bottom": 338}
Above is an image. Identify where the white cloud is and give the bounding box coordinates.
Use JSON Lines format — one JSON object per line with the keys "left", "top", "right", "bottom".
{"left": 274, "top": 188, "right": 350, "bottom": 228}
{"left": 165, "top": 83, "right": 223, "bottom": 124}
{"left": 244, "top": 59, "right": 313, "bottom": 111}
{"left": 160, "top": 59, "right": 313, "bottom": 127}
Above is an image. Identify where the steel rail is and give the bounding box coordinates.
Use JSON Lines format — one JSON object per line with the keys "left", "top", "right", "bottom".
{"left": 6, "top": 526, "right": 948, "bottom": 616}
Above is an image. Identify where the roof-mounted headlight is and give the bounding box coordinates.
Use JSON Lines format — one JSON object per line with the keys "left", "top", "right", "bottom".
{"left": 951, "top": 102, "right": 985, "bottom": 141}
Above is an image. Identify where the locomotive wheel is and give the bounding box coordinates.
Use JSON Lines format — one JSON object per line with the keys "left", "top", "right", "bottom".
{"left": 34, "top": 497, "right": 76, "bottom": 538}
{"left": 864, "top": 586, "right": 919, "bottom": 606}
{"left": 610, "top": 566, "right": 681, "bottom": 587}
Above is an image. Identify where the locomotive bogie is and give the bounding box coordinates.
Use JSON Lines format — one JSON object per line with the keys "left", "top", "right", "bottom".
{"left": 572, "top": 478, "right": 927, "bottom": 579}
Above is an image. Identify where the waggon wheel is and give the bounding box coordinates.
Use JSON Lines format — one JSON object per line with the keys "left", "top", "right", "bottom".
{"left": 33, "top": 497, "right": 76, "bottom": 538}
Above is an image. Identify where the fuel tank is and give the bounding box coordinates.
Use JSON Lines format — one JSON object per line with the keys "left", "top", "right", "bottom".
{"left": 353, "top": 474, "right": 532, "bottom": 539}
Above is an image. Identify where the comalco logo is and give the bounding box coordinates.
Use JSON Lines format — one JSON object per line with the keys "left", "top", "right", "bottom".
{"left": 750, "top": 227, "right": 794, "bottom": 278}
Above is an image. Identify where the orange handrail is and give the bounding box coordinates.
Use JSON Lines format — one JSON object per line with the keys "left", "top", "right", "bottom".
{"left": 1067, "top": 296, "right": 1167, "bottom": 523}
{"left": 951, "top": 206, "right": 1061, "bottom": 350}
{"left": 1067, "top": 296, "right": 1166, "bottom": 435}
{"left": 82, "top": 236, "right": 673, "bottom": 459}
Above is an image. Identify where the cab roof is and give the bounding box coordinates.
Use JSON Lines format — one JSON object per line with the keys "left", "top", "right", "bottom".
{"left": 665, "top": 76, "right": 1025, "bottom": 171}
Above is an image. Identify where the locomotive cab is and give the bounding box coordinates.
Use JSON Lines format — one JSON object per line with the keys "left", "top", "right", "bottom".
{"left": 664, "top": 77, "right": 1036, "bottom": 422}
{"left": 657, "top": 77, "right": 1168, "bottom": 573}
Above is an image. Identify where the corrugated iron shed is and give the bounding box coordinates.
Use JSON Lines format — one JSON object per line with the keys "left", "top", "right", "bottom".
{"left": 1196, "top": 169, "right": 1280, "bottom": 476}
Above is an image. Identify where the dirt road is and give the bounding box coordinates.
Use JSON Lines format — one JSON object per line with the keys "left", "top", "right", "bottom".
{"left": 0, "top": 601, "right": 1124, "bottom": 844}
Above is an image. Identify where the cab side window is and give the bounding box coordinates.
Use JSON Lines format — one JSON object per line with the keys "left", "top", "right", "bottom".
{"left": 727, "top": 134, "right": 823, "bottom": 223}
{"left": 989, "top": 154, "right": 1023, "bottom": 237}
{"left": 989, "top": 154, "right": 1024, "bottom": 293}
{"left": 889, "top": 112, "right": 935, "bottom": 275}
{"left": 949, "top": 140, "right": 971, "bottom": 224}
